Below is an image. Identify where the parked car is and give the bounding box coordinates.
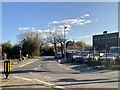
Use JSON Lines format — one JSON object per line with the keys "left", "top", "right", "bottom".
{"left": 72, "top": 54, "right": 81, "bottom": 59}
{"left": 88, "top": 53, "right": 104, "bottom": 61}
{"left": 54, "top": 53, "right": 62, "bottom": 59}
{"left": 72, "top": 52, "right": 89, "bottom": 63}
{"left": 99, "top": 53, "right": 120, "bottom": 62}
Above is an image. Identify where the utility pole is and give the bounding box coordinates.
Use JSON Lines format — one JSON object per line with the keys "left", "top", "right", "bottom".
{"left": 93, "top": 47, "right": 95, "bottom": 61}
{"left": 118, "top": 32, "right": 119, "bottom": 54}
{"left": 19, "top": 44, "right": 22, "bottom": 60}
{"left": 64, "top": 26, "right": 67, "bottom": 61}
{"left": 106, "top": 44, "right": 107, "bottom": 61}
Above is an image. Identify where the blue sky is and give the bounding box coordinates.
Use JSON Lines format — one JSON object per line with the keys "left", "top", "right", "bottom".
{"left": 2, "top": 2, "right": 118, "bottom": 45}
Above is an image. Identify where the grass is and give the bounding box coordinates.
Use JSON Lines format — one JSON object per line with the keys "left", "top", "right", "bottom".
{"left": 111, "top": 65, "right": 120, "bottom": 70}
{"left": 10, "top": 59, "right": 20, "bottom": 65}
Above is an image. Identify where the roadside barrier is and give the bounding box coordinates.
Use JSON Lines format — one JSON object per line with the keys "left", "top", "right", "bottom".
{"left": 4, "top": 60, "right": 11, "bottom": 79}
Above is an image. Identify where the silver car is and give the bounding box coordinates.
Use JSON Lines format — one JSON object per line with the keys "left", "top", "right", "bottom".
{"left": 100, "top": 53, "right": 119, "bottom": 61}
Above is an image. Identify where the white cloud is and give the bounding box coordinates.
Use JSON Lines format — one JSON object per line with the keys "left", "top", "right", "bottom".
{"left": 51, "top": 25, "right": 71, "bottom": 31}
{"left": 84, "top": 14, "right": 90, "bottom": 17}
{"left": 31, "top": 27, "right": 35, "bottom": 30}
{"left": 49, "top": 21, "right": 59, "bottom": 24}
{"left": 80, "top": 14, "right": 90, "bottom": 18}
{"left": 18, "top": 27, "right": 30, "bottom": 30}
{"left": 18, "top": 28, "right": 22, "bottom": 30}
{"left": 84, "top": 20, "right": 92, "bottom": 24}
{"left": 49, "top": 18, "right": 92, "bottom": 25}
{"left": 22, "top": 28, "right": 30, "bottom": 30}
{"left": 49, "top": 14, "right": 92, "bottom": 26}
{"left": 79, "top": 35, "right": 92, "bottom": 39}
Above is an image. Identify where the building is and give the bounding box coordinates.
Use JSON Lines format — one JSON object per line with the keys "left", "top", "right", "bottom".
{"left": 66, "top": 41, "right": 80, "bottom": 61}
{"left": 93, "top": 32, "right": 120, "bottom": 52}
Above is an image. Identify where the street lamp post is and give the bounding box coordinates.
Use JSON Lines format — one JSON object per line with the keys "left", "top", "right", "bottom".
{"left": 64, "top": 26, "right": 67, "bottom": 61}
{"left": 93, "top": 46, "right": 96, "bottom": 61}
{"left": 106, "top": 44, "right": 107, "bottom": 60}
{"left": 19, "top": 44, "right": 22, "bottom": 60}
{"left": 118, "top": 32, "right": 119, "bottom": 54}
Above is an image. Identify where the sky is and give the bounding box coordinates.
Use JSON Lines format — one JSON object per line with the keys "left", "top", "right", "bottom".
{"left": 2, "top": 2, "right": 118, "bottom": 45}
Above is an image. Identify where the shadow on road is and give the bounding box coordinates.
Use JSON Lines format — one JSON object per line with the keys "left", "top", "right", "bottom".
{"left": 0, "top": 70, "right": 51, "bottom": 74}
{"left": 70, "top": 65, "right": 109, "bottom": 74}
{"left": 11, "top": 70, "right": 51, "bottom": 74}
{"left": 54, "top": 78, "right": 110, "bottom": 82}
{"left": 54, "top": 78, "right": 119, "bottom": 86}
{"left": 43, "top": 57, "right": 111, "bottom": 74}
{"left": 2, "top": 83, "right": 44, "bottom": 88}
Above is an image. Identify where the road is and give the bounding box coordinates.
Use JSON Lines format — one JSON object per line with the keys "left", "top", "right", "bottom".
{"left": 1, "top": 56, "right": 119, "bottom": 89}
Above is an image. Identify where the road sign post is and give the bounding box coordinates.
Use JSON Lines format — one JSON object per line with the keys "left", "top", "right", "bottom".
{"left": 4, "top": 60, "right": 11, "bottom": 79}
{"left": 19, "top": 45, "right": 23, "bottom": 60}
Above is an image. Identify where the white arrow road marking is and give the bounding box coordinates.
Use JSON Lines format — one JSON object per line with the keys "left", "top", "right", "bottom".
{"left": 29, "top": 62, "right": 43, "bottom": 74}
{"left": 13, "top": 76, "right": 64, "bottom": 89}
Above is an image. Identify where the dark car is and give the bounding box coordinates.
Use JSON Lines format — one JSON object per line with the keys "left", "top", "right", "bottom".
{"left": 54, "top": 53, "right": 62, "bottom": 59}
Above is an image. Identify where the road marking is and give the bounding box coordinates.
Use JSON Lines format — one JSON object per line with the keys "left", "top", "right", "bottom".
{"left": 57, "top": 63, "right": 71, "bottom": 71}
{"left": 34, "top": 79, "right": 64, "bottom": 89}
{"left": 34, "top": 68, "right": 37, "bottom": 70}
{"left": 13, "top": 76, "right": 32, "bottom": 81}
{"left": 34, "top": 78, "right": 54, "bottom": 86}
{"left": 0, "top": 69, "right": 4, "bottom": 71}
{"left": 13, "top": 76, "right": 64, "bottom": 89}
{"left": 38, "top": 64, "right": 42, "bottom": 67}
{"left": 33, "top": 63, "right": 42, "bottom": 71}
{"left": 55, "top": 86, "right": 65, "bottom": 89}
{"left": 29, "top": 72, "right": 32, "bottom": 74}
{"left": 19, "top": 59, "right": 38, "bottom": 68}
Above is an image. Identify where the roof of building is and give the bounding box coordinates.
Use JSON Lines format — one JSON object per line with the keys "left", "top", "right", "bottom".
{"left": 66, "top": 42, "right": 80, "bottom": 50}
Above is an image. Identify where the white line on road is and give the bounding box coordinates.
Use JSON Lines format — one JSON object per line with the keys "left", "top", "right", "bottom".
{"left": 13, "top": 76, "right": 32, "bottom": 81}
{"left": 57, "top": 63, "right": 71, "bottom": 71}
{"left": 19, "top": 59, "right": 38, "bottom": 68}
{"left": 29, "top": 72, "right": 32, "bottom": 74}
{"left": 34, "top": 78, "right": 54, "bottom": 86}
{"left": 54, "top": 86, "right": 65, "bottom": 89}
{"left": 13, "top": 76, "right": 64, "bottom": 89}
{"left": 34, "top": 78, "right": 64, "bottom": 89}
{"left": 0, "top": 69, "right": 4, "bottom": 71}
{"left": 33, "top": 63, "right": 42, "bottom": 71}
{"left": 38, "top": 64, "right": 42, "bottom": 67}
{"left": 34, "top": 68, "right": 37, "bottom": 70}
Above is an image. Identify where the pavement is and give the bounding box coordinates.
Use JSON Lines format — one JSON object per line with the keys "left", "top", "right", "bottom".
{"left": 1, "top": 56, "right": 119, "bottom": 89}
{"left": 0, "top": 60, "right": 4, "bottom": 71}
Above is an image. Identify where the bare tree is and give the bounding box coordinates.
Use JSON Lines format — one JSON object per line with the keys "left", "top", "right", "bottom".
{"left": 46, "top": 25, "right": 70, "bottom": 57}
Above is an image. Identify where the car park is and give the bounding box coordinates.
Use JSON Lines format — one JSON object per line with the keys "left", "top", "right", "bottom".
{"left": 99, "top": 53, "right": 120, "bottom": 62}
{"left": 72, "top": 51, "right": 89, "bottom": 63}
{"left": 88, "top": 53, "right": 104, "bottom": 61}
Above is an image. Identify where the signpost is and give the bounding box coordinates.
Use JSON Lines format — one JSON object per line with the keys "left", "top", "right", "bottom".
{"left": 19, "top": 44, "right": 23, "bottom": 60}
{"left": 4, "top": 60, "right": 11, "bottom": 79}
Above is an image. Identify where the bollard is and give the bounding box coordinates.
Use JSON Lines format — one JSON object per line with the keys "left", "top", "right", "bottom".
{"left": 4, "top": 60, "right": 11, "bottom": 79}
